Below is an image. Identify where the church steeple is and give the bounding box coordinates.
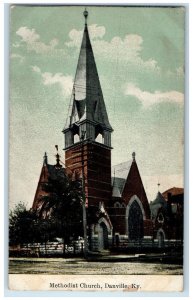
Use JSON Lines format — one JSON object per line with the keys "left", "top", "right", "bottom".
{"left": 63, "top": 10, "right": 113, "bottom": 208}
{"left": 63, "top": 9, "right": 113, "bottom": 149}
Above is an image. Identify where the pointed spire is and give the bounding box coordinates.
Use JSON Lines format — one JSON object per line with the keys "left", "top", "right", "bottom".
{"left": 43, "top": 152, "right": 48, "bottom": 166}
{"left": 66, "top": 9, "right": 112, "bottom": 131}
{"left": 154, "top": 190, "right": 166, "bottom": 206}
{"left": 157, "top": 182, "right": 160, "bottom": 191}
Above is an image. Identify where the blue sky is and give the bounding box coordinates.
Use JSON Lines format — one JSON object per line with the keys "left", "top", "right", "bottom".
{"left": 9, "top": 5, "right": 184, "bottom": 208}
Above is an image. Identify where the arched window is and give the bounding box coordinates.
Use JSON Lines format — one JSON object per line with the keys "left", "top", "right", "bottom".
{"left": 114, "top": 202, "right": 121, "bottom": 208}
{"left": 128, "top": 200, "right": 144, "bottom": 241}
{"left": 157, "top": 212, "right": 164, "bottom": 223}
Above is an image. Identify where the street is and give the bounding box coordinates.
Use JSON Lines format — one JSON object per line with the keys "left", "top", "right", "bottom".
{"left": 9, "top": 257, "right": 183, "bottom": 275}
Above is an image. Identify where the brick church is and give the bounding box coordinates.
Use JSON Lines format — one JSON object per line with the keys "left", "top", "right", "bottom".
{"left": 32, "top": 10, "right": 183, "bottom": 251}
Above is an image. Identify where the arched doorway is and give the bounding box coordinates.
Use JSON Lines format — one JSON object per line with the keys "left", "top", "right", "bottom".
{"left": 98, "top": 222, "right": 109, "bottom": 250}
{"left": 128, "top": 200, "right": 144, "bottom": 241}
{"left": 157, "top": 230, "right": 165, "bottom": 248}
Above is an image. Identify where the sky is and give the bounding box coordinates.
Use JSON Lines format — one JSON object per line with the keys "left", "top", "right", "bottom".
{"left": 9, "top": 5, "right": 185, "bottom": 209}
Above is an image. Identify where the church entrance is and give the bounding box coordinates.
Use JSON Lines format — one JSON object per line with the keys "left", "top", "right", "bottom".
{"left": 98, "top": 222, "right": 109, "bottom": 250}
{"left": 157, "top": 230, "right": 165, "bottom": 248}
{"left": 128, "top": 200, "right": 144, "bottom": 241}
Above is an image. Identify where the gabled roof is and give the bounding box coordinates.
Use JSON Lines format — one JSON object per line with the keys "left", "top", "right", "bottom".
{"left": 112, "top": 178, "right": 122, "bottom": 198}
{"left": 111, "top": 157, "right": 150, "bottom": 219}
{"left": 162, "top": 187, "right": 184, "bottom": 201}
{"left": 113, "top": 160, "right": 133, "bottom": 180}
{"left": 66, "top": 13, "right": 112, "bottom": 131}
{"left": 32, "top": 153, "right": 66, "bottom": 211}
{"left": 112, "top": 160, "right": 133, "bottom": 195}
{"left": 46, "top": 164, "right": 65, "bottom": 180}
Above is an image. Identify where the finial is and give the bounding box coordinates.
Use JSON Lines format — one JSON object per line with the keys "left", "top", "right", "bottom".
{"left": 55, "top": 153, "right": 60, "bottom": 167}
{"left": 132, "top": 152, "right": 136, "bottom": 161}
{"left": 43, "top": 152, "right": 48, "bottom": 165}
{"left": 83, "top": 8, "right": 88, "bottom": 25}
{"left": 157, "top": 182, "right": 160, "bottom": 191}
{"left": 55, "top": 145, "right": 62, "bottom": 168}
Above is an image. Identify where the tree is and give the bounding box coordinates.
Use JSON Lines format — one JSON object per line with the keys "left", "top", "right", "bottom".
{"left": 9, "top": 202, "right": 63, "bottom": 251}
{"left": 9, "top": 169, "right": 83, "bottom": 255}
{"left": 9, "top": 202, "right": 39, "bottom": 245}
{"left": 37, "top": 167, "right": 83, "bottom": 253}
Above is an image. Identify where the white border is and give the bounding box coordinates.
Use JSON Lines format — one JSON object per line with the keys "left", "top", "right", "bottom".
{"left": 1, "top": 0, "right": 191, "bottom": 299}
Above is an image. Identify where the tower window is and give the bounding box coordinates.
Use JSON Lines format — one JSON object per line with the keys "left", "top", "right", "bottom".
{"left": 95, "top": 124, "right": 104, "bottom": 144}
{"left": 74, "top": 134, "right": 80, "bottom": 143}
{"left": 95, "top": 133, "right": 104, "bottom": 144}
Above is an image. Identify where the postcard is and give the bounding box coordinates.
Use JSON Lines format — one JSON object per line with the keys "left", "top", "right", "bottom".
{"left": 9, "top": 5, "right": 185, "bottom": 292}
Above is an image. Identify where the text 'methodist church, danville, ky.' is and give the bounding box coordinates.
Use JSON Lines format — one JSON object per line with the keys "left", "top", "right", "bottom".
{"left": 32, "top": 10, "right": 183, "bottom": 251}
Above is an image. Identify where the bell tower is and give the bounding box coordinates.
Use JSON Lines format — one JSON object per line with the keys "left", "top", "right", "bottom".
{"left": 63, "top": 9, "right": 113, "bottom": 208}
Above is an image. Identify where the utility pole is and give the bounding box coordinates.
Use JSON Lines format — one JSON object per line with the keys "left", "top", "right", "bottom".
{"left": 80, "top": 130, "right": 88, "bottom": 258}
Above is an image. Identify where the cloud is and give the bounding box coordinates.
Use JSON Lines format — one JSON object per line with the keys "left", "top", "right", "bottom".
{"left": 176, "top": 66, "right": 184, "bottom": 77}
{"left": 166, "top": 66, "right": 184, "bottom": 79}
{"left": 32, "top": 65, "right": 73, "bottom": 96}
{"left": 89, "top": 24, "right": 106, "bottom": 39}
{"left": 93, "top": 35, "right": 159, "bottom": 71}
{"left": 66, "top": 25, "right": 159, "bottom": 71}
{"left": 16, "top": 27, "right": 61, "bottom": 55}
{"left": 12, "top": 42, "right": 20, "bottom": 48}
{"left": 125, "top": 82, "right": 184, "bottom": 107}
{"left": 66, "top": 24, "right": 105, "bottom": 47}
{"left": 31, "top": 65, "right": 41, "bottom": 73}
{"left": 11, "top": 53, "right": 25, "bottom": 63}
{"left": 66, "top": 29, "right": 82, "bottom": 47}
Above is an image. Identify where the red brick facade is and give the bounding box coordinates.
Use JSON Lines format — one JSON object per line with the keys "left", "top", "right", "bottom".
{"left": 65, "top": 141, "right": 112, "bottom": 207}
{"left": 122, "top": 161, "right": 151, "bottom": 219}
{"left": 32, "top": 164, "right": 50, "bottom": 212}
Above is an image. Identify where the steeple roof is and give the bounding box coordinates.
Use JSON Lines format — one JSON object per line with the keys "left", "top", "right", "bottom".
{"left": 150, "top": 191, "right": 167, "bottom": 220}
{"left": 112, "top": 175, "right": 122, "bottom": 198}
{"left": 67, "top": 10, "right": 112, "bottom": 131}
{"left": 153, "top": 191, "right": 167, "bottom": 206}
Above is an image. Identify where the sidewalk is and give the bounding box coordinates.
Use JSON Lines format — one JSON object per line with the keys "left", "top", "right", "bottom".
{"left": 9, "top": 251, "right": 183, "bottom": 264}
{"left": 86, "top": 251, "right": 183, "bottom": 264}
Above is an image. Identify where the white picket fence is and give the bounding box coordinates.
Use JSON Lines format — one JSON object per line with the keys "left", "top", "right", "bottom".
{"left": 21, "top": 240, "right": 84, "bottom": 256}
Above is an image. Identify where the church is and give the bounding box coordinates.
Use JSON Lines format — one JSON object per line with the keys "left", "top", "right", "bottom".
{"left": 32, "top": 10, "right": 183, "bottom": 252}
